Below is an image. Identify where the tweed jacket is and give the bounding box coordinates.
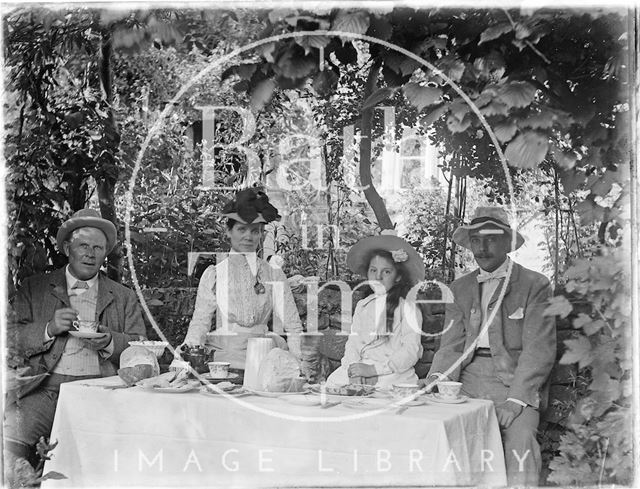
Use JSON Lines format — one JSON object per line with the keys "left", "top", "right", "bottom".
{"left": 9, "top": 267, "right": 147, "bottom": 399}
{"left": 429, "top": 262, "right": 556, "bottom": 408}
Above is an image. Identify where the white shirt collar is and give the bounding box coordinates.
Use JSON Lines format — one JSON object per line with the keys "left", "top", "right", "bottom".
{"left": 65, "top": 265, "right": 99, "bottom": 295}
{"left": 478, "top": 257, "right": 511, "bottom": 277}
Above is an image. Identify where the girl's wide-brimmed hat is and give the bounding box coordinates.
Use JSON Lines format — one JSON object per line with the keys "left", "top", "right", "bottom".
{"left": 56, "top": 208, "right": 117, "bottom": 253}
{"left": 221, "top": 188, "right": 281, "bottom": 224}
{"left": 452, "top": 206, "right": 525, "bottom": 250}
{"left": 347, "top": 231, "right": 425, "bottom": 285}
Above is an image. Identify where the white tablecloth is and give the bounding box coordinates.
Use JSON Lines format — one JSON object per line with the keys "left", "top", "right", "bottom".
{"left": 42, "top": 376, "right": 506, "bottom": 487}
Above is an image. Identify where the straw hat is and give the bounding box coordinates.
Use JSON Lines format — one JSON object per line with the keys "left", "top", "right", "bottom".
{"left": 452, "top": 206, "right": 524, "bottom": 250}
{"left": 56, "top": 208, "right": 117, "bottom": 253}
{"left": 346, "top": 231, "right": 425, "bottom": 285}
{"left": 221, "top": 188, "right": 280, "bottom": 224}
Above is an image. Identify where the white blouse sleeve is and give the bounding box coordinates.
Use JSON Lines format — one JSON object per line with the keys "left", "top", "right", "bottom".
{"left": 270, "top": 267, "right": 303, "bottom": 359}
{"left": 183, "top": 265, "right": 217, "bottom": 346}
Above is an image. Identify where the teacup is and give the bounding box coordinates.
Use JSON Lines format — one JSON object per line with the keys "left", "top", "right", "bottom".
{"left": 208, "top": 361, "right": 231, "bottom": 379}
{"left": 437, "top": 381, "right": 463, "bottom": 399}
{"left": 75, "top": 320, "right": 98, "bottom": 333}
{"left": 392, "top": 383, "right": 420, "bottom": 398}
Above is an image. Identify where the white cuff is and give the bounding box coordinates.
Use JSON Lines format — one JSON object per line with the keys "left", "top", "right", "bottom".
{"left": 44, "top": 322, "right": 54, "bottom": 343}
{"left": 507, "top": 397, "right": 527, "bottom": 407}
{"left": 99, "top": 337, "right": 115, "bottom": 359}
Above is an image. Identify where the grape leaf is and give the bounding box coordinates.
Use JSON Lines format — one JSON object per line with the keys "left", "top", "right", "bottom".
{"left": 403, "top": 83, "right": 442, "bottom": 111}
{"left": 518, "top": 111, "right": 556, "bottom": 129}
{"left": 504, "top": 131, "right": 549, "bottom": 169}
{"left": 493, "top": 122, "right": 518, "bottom": 143}
{"left": 479, "top": 23, "right": 513, "bottom": 44}
{"left": 574, "top": 199, "right": 605, "bottom": 225}
{"left": 498, "top": 81, "right": 537, "bottom": 108}
{"left": 250, "top": 78, "right": 276, "bottom": 112}
{"left": 362, "top": 87, "right": 396, "bottom": 110}
{"left": 295, "top": 35, "right": 331, "bottom": 52}
{"left": 446, "top": 114, "right": 471, "bottom": 133}
{"left": 480, "top": 100, "right": 509, "bottom": 116}
{"left": 561, "top": 336, "right": 593, "bottom": 367}
{"left": 331, "top": 11, "right": 370, "bottom": 36}
{"left": 544, "top": 295, "right": 573, "bottom": 318}
{"left": 421, "top": 105, "right": 448, "bottom": 128}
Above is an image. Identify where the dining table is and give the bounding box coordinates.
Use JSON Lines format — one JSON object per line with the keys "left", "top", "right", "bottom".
{"left": 41, "top": 376, "right": 507, "bottom": 487}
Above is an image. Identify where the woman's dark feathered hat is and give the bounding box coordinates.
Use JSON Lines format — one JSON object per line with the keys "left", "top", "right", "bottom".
{"left": 221, "top": 188, "right": 281, "bottom": 224}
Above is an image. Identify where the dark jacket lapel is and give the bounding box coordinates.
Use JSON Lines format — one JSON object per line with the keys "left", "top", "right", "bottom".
{"left": 48, "top": 268, "right": 70, "bottom": 308}
{"left": 96, "top": 273, "right": 115, "bottom": 317}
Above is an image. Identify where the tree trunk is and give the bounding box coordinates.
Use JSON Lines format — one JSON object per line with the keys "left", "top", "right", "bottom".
{"left": 97, "top": 32, "right": 123, "bottom": 282}
{"left": 359, "top": 58, "right": 393, "bottom": 230}
{"left": 441, "top": 163, "right": 454, "bottom": 279}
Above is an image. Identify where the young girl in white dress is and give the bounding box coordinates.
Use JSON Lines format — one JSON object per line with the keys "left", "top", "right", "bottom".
{"left": 326, "top": 233, "right": 424, "bottom": 389}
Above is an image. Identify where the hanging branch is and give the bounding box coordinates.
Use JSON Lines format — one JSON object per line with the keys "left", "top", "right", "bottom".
{"left": 553, "top": 167, "right": 560, "bottom": 290}
{"left": 441, "top": 159, "right": 455, "bottom": 279}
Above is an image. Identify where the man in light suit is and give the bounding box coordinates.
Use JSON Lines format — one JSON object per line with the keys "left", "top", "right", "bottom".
{"left": 5, "top": 209, "right": 146, "bottom": 471}
{"left": 425, "top": 206, "right": 556, "bottom": 487}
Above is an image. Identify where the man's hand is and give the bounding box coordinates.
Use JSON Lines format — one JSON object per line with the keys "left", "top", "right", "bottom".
{"left": 48, "top": 308, "right": 78, "bottom": 337}
{"left": 495, "top": 400, "right": 524, "bottom": 429}
{"left": 421, "top": 374, "right": 442, "bottom": 393}
{"left": 347, "top": 363, "right": 378, "bottom": 385}
{"left": 80, "top": 325, "right": 113, "bottom": 351}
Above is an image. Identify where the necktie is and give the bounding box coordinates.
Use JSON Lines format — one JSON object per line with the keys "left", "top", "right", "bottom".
{"left": 477, "top": 270, "right": 508, "bottom": 284}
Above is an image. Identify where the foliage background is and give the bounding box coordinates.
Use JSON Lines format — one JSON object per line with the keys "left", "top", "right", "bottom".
{"left": 3, "top": 5, "right": 635, "bottom": 486}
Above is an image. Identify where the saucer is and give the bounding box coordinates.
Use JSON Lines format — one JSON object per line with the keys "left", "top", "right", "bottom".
{"left": 69, "top": 331, "right": 107, "bottom": 339}
{"left": 427, "top": 393, "right": 469, "bottom": 404}
{"left": 150, "top": 384, "right": 199, "bottom": 394}
{"left": 200, "top": 372, "right": 240, "bottom": 383}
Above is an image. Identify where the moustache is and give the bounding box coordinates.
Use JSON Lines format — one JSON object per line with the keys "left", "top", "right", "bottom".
{"left": 474, "top": 254, "right": 493, "bottom": 259}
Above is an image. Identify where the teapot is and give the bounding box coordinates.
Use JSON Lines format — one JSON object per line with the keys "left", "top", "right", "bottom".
{"left": 181, "top": 345, "right": 210, "bottom": 372}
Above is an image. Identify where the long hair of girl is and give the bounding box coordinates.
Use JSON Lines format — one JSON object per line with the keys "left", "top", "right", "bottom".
{"left": 362, "top": 250, "right": 413, "bottom": 333}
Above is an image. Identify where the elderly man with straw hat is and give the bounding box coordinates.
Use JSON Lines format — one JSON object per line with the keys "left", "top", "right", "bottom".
{"left": 425, "top": 206, "right": 556, "bottom": 487}
{"left": 5, "top": 209, "right": 146, "bottom": 472}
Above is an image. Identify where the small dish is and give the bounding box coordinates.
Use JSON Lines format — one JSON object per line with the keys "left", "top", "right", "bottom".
{"left": 69, "top": 331, "right": 108, "bottom": 339}
{"left": 199, "top": 372, "right": 240, "bottom": 383}
{"left": 427, "top": 393, "right": 469, "bottom": 404}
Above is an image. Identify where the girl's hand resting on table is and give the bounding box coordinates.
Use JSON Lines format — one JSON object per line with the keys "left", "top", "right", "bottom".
{"left": 347, "top": 363, "right": 378, "bottom": 385}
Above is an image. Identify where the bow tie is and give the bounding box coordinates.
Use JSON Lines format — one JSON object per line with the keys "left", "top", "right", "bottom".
{"left": 72, "top": 281, "right": 89, "bottom": 289}
{"left": 477, "top": 270, "right": 508, "bottom": 284}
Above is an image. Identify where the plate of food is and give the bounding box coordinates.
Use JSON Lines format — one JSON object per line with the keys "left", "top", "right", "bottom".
{"left": 151, "top": 382, "right": 199, "bottom": 394}
{"left": 200, "top": 383, "right": 249, "bottom": 397}
{"left": 69, "top": 330, "right": 108, "bottom": 339}
{"left": 309, "top": 384, "right": 376, "bottom": 397}
{"left": 245, "top": 388, "right": 310, "bottom": 398}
